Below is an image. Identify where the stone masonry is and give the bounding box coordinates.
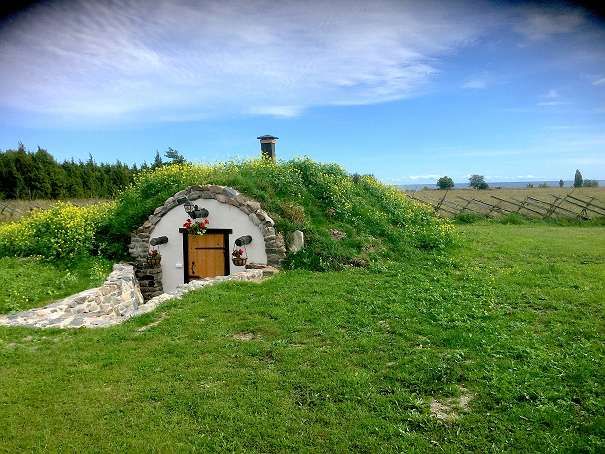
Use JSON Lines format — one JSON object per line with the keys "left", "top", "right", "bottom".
{"left": 0, "top": 264, "right": 144, "bottom": 328}
{"left": 0, "top": 266, "right": 273, "bottom": 329}
{"left": 128, "top": 184, "right": 287, "bottom": 300}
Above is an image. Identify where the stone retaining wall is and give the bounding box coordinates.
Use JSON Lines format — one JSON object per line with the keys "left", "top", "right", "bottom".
{"left": 0, "top": 265, "right": 273, "bottom": 329}
{"left": 0, "top": 263, "right": 143, "bottom": 328}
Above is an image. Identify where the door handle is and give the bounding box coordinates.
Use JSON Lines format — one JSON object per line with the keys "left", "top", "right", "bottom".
{"left": 191, "top": 261, "right": 196, "bottom": 275}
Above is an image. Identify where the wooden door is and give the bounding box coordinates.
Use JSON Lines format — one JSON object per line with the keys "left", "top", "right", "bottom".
{"left": 187, "top": 233, "right": 227, "bottom": 279}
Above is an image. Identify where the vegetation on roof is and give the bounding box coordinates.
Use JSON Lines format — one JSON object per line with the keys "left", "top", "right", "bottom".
{"left": 0, "top": 158, "right": 455, "bottom": 269}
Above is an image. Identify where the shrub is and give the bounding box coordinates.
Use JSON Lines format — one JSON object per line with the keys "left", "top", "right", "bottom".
{"left": 0, "top": 158, "right": 456, "bottom": 269}
{"left": 104, "top": 158, "right": 455, "bottom": 269}
{"left": 497, "top": 213, "right": 527, "bottom": 225}
{"left": 0, "top": 202, "right": 114, "bottom": 259}
{"left": 278, "top": 201, "right": 307, "bottom": 228}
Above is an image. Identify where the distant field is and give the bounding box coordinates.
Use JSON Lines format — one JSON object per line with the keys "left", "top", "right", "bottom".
{"left": 0, "top": 198, "right": 108, "bottom": 222}
{"left": 406, "top": 187, "right": 605, "bottom": 219}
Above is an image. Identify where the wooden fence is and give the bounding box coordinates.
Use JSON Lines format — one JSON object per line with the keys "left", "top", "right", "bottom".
{"left": 407, "top": 190, "right": 605, "bottom": 221}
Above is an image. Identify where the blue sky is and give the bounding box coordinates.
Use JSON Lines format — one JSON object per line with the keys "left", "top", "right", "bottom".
{"left": 0, "top": 0, "right": 604, "bottom": 184}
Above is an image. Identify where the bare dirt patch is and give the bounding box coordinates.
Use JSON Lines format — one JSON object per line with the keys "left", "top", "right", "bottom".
{"left": 430, "top": 386, "right": 474, "bottom": 422}
{"left": 233, "top": 332, "right": 257, "bottom": 341}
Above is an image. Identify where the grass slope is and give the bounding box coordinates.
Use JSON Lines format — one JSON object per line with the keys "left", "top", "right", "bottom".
{"left": 0, "top": 224, "right": 603, "bottom": 451}
{"left": 0, "top": 256, "right": 112, "bottom": 314}
{"left": 0, "top": 159, "right": 453, "bottom": 267}
{"left": 100, "top": 159, "right": 454, "bottom": 267}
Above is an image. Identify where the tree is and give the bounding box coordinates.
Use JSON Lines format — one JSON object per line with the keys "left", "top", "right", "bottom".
{"left": 469, "top": 174, "right": 489, "bottom": 190}
{"left": 164, "top": 147, "right": 186, "bottom": 164}
{"left": 574, "top": 169, "right": 583, "bottom": 188}
{"left": 559, "top": 179, "right": 564, "bottom": 188}
{"left": 152, "top": 151, "right": 163, "bottom": 169}
{"left": 0, "top": 144, "right": 137, "bottom": 199}
{"left": 436, "top": 176, "right": 454, "bottom": 190}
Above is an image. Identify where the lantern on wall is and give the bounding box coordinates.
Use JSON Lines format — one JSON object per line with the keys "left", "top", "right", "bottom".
{"left": 191, "top": 206, "right": 209, "bottom": 219}
{"left": 178, "top": 196, "right": 208, "bottom": 219}
{"left": 184, "top": 200, "right": 195, "bottom": 215}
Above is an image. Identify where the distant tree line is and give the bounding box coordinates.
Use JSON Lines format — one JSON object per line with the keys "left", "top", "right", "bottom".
{"left": 434, "top": 170, "right": 598, "bottom": 191}
{"left": 574, "top": 169, "right": 599, "bottom": 188}
{"left": 0, "top": 144, "right": 187, "bottom": 199}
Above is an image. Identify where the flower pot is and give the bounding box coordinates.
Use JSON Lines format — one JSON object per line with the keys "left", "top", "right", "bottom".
{"left": 232, "top": 257, "right": 247, "bottom": 266}
{"left": 146, "top": 255, "right": 161, "bottom": 267}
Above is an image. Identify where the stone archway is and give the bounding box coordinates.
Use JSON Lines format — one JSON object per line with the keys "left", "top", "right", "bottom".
{"left": 128, "top": 185, "right": 286, "bottom": 300}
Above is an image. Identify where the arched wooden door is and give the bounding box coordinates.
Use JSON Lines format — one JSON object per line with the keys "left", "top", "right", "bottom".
{"left": 181, "top": 228, "right": 232, "bottom": 282}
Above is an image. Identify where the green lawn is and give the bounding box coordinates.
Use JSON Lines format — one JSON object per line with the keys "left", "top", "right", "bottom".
{"left": 0, "top": 224, "right": 603, "bottom": 451}
{"left": 0, "top": 256, "right": 112, "bottom": 314}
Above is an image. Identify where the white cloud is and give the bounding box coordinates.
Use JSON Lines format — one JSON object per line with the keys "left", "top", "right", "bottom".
{"left": 593, "top": 77, "right": 605, "bottom": 86}
{"left": 537, "top": 101, "right": 566, "bottom": 107}
{"left": 462, "top": 77, "right": 487, "bottom": 89}
{"left": 246, "top": 106, "right": 303, "bottom": 118}
{"left": 407, "top": 174, "right": 441, "bottom": 181}
{"left": 537, "top": 89, "right": 566, "bottom": 106}
{"left": 514, "top": 7, "right": 585, "bottom": 41}
{"left": 0, "top": 0, "right": 488, "bottom": 124}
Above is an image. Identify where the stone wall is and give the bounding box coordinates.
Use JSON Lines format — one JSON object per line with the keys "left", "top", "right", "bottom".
{"left": 0, "top": 263, "right": 144, "bottom": 328}
{"left": 129, "top": 184, "right": 287, "bottom": 299}
{"left": 0, "top": 266, "right": 273, "bottom": 329}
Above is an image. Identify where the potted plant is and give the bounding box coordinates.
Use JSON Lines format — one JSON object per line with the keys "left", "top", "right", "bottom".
{"left": 146, "top": 248, "right": 161, "bottom": 267}
{"left": 232, "top": 247, "right": 247, "bottom": 266}
{"left": 183, "top": 218, "right": 209, "bottom": 235}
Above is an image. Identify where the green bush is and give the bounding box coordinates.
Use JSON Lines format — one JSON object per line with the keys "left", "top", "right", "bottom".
{"left": 104, "top": 158, "right": 455, "bottom": 269}
{"left": 453, "top": 212, "right": 487, "bottom": 224}
{"left": 497, "top": 213, "right": 527, "bottom": 225}
{"left": 0, "top": 202, "right": 114, "bottom": 259}
{"left": 0, "top": 158, "right": 455, "bottom": 268}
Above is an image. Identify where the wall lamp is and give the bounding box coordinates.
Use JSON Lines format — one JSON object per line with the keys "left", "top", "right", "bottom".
{"left": 177, "top": 196, "right": 209, "bottom": 219}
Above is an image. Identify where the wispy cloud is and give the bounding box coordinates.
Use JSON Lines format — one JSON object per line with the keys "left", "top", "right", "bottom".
{"left": 462, "top": 77, "right": 488, "bottom": 89}
{"left": 513, "top": 6, "right": 585, "bottom": 41}
{"left": 0, "top": 0, "right": 489, "bottom": 124}
{"left": 593, "top": 77, "right": 605, "bottom": 86}
{"left": 407, "top": 174, "right": 441, "bottom": 181}
{"left": 537, "top": 101, "right": 566, "bottom": 107}
{"left": 537, "top": 88, "right": 567, "bottom": 107}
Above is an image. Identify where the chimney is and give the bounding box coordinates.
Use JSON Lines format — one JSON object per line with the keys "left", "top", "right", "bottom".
{"left": 257, "top": 134, "right": 278, "bottom": 161}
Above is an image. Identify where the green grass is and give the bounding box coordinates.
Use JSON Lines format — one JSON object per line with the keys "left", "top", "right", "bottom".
{"left": 0, "top": 160, "right": 454, "bottom": 266}
{"left": 0, "top": 224, "right": 603, "bottom": 451}
{"left": 0, "top": 256, "right": 112, "bottom": 314}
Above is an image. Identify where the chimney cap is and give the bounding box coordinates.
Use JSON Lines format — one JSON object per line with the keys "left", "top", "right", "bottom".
{"left": 257, "top": 134, "right": 279, "bottom": 140}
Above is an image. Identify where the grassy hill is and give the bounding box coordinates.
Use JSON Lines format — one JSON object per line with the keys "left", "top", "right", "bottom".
{"left": 0, "top": 159, "right": 454, "bottom": 269}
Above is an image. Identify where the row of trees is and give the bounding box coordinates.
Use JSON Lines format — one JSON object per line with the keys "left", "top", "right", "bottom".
{"left": 436, "top": 175, "right": 488, "bottom": 190}
{"left": 436, "top": 170, "right": 599, "bottom": 190}
{"left": 0, "top": 144, "right": 187, "bottom": 199}
{"left": 573, "top": 170, "right": 599, "bottom": 188}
